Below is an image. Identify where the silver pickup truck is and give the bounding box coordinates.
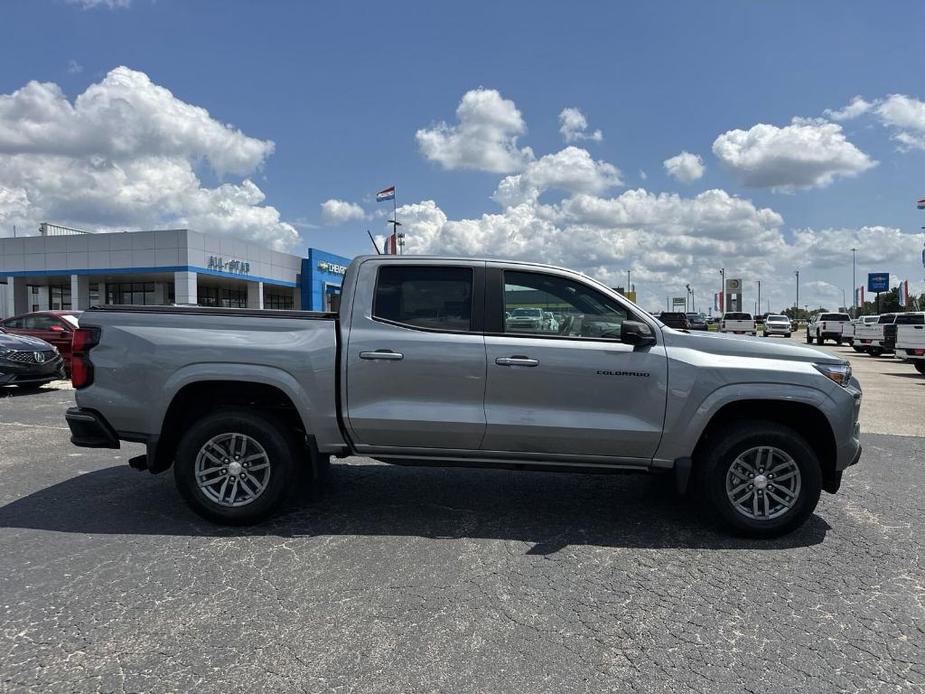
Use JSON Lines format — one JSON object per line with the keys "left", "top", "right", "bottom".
{"left": 65, "top": 256, "right": 862, "bottom": 537}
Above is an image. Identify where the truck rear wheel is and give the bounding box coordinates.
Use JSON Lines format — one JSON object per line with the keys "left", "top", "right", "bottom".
{"left": 915, "top": 362, "right": 925, "bottom": 375}
{"left": 173, "top": 408, "right": 298, "bottom": 525}
{"left": 695, "top": 421, "right": 822, "bottom": 538}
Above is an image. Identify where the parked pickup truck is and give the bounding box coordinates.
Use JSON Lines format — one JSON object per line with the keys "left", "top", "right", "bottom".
{"left": 65, "top": 256, "right": 862, "bottom": 537}
{"left": 719, "top": 312, "right": 756, "bottom": 336}
{"left": 848, "top": 316, "right": 880, "bottom": 352}
{"left": 894, "top": 313, "right": 925, "bottom": 374}
{"left": 854, "top": 313, "right": 897, "bottom": 356}
{"left": 805, "top": 313, "right": 851, "bottom": 345}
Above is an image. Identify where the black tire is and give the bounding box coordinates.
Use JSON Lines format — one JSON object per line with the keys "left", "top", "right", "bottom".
{"left": 816, "top": 335, "right": 824, "bottom": 345}
{"left": 870, "top": 347, "right": 883, "bottom": 357}
{"left": 784, "top": 333, "right": 791, "bottom": 338}
{"left": 805, "top": 333, "right": 812, "bottom": 344}
{"left": 174, "top": 408, "right": 300, "bottom": 525}
{"left": 852, "top": 346, "right": 864, "bottom": 353}
{"left": 835, "top": 338, "right": 842, "bottom": 345}
{"left": 915, "top": 361, "right": 925, "bottom": 375}
{"left": 695, "top": 421, "right": 822, "bottom": 538}
{"left": 15, "top": 382, "right": 46, "bottom": 392}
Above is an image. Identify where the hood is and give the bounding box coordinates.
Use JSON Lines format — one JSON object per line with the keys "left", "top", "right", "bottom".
{"left": 0, "top": 332, "right": 54, "bottom": 350}
{"left": 663, "top": 327, "right": 842, "bottom": 364}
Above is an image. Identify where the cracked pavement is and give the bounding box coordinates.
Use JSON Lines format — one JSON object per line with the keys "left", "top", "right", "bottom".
{"left": 1, "top": 379, "right": 924, "bottom": 693}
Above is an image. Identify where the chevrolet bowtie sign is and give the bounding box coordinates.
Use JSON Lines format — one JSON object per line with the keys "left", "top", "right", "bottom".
{"left": 207, "top": 256, "right": 251, "bottom": 275}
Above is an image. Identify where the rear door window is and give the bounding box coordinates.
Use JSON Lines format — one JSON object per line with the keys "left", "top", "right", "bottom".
{"left": 373, "top": 266, "right": 473, "bottom": 332}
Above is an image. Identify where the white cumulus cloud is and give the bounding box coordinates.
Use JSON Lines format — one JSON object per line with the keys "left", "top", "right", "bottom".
{"left": 493, "top": 146, "right": 622, "bottom": 207}
{"left": 663, "top": 151, "right": 705, "bottom": 183}
{"left": 558, "top": 107, "right": 602, "bottom": 143}
{"left": 65, "top": 0, "right": 131, "bottom": 9}
{"left": 0, "top": 67, "right": 297, "bottom": 249}
{"left": 823, "top": 96, "right": 873, "bottom": 121}
{"left": 712, "top": 117, "right": 876, "bottom": 190}
{"left": 415, "top": 88, "right": 534, "bottom": 173}
{"left": 320, "top": 199, "right": 366, "bottom": 224}
{"left": 876, "top": 94, "right": 925, "bottom": 150}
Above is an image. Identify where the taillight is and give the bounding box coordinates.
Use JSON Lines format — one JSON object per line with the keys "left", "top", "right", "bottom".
{"left": 72, "top": 327, "right": 100, "bottom": 353}
{"left": 71, "top": 327, "right": 100, "bottom": 389}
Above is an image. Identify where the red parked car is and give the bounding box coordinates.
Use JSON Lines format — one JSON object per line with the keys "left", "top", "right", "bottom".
{"left": 0, "top": 311, "right": 82, "bottom": 372}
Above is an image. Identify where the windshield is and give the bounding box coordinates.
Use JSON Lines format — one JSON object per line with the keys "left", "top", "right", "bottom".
{"left": 767, "top": 315, "right": 788, "bottom": 322}
{"left": 724, "top": 313, "right": 752, "bottom": 320}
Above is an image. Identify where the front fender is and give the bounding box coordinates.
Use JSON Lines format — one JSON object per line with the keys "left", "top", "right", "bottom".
{"left": 654, "top": 381, "right": 833, "bottom": 465}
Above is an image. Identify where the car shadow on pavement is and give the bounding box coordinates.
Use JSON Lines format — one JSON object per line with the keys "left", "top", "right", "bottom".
{"left": 0, "top": 385, "right": 59, "bottom": 398}
{"left": 0, "top": 462, "right": 830, "bottom": 552}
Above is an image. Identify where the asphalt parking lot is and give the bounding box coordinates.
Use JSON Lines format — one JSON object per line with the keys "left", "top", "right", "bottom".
{"left": 1, "top": 343, "right": 924, "bottom": 693}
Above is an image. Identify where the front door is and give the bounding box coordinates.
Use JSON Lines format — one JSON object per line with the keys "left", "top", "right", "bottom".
{"left": 345, "top": 262, "right": 487, "bottom": 451}
{"left": 481, "top": 268, "right": 667, "bottom": 460}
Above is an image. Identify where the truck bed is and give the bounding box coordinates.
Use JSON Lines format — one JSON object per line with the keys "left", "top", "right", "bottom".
{"left": 75, "top": 304, "right": 344, "bottom": 451}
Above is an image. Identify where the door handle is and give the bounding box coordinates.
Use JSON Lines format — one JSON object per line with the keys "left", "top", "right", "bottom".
{"left": 495, "top": 355, "right": 539, "bottom": 367}
{"left": 359, "top": 350, "right": 404, "bottom": 361}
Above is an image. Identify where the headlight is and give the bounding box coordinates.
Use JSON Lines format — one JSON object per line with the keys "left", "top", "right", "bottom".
{"left": 814, "top": 362, "right": 852, "bottom": 387}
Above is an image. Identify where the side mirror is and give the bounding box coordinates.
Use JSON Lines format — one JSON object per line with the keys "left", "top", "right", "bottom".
{"left": 622, "top": 320, "right": 656, "bottom": 347}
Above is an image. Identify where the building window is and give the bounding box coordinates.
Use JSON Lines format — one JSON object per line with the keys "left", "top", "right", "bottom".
{"left": 266, "top": 293, "right": 294, "bottom": 310}
{"left": 198, "top": 286, "right": 247, "bottom": 308}
{"left": 107, "top": 282, "right": 155, "bottom": 305}
{"left": 49, "top": 285, "right": 71, "bottom": 311}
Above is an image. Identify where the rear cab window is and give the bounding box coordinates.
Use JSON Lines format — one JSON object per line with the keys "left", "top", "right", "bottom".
{"left": 373, "top": 266, "right": 474, "bottom": 332}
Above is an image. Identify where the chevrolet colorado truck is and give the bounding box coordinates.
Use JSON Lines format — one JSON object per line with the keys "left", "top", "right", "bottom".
{"left": 65, "top": 256, "right": 862, "bottom": 537}
{"left": 805, "top": 313, "right": 851, "bottom": 345}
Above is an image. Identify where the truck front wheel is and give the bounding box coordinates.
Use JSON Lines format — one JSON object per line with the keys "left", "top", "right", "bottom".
{"left": 696, "top": 421, "right": 822, "bottom": 538}
{"left": 173, "top": 408, "right": 298, "bottom": 525}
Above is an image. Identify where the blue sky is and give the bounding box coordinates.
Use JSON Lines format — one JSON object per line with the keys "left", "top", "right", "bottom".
{"left": 1, "top": 0, "right": 924, "bottom": 310}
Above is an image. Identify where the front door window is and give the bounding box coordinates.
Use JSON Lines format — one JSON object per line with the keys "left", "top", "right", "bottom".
{"left": 503, "top": 271, "right": 629, "bottom": 341}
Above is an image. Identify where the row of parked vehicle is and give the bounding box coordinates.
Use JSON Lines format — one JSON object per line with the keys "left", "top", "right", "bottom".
{"left": 0, "top": 310, "right": 81, "bottom": 390}
{"left": 659, "top": 311, "right": 795, "bottom": 338}
{"left": 805, "top": 311, "right": 925, "bottom": 374}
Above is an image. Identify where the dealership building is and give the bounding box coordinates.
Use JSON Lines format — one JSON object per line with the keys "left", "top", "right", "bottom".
{"left": 0, "top": 226, "right": 352, "bottom": 318}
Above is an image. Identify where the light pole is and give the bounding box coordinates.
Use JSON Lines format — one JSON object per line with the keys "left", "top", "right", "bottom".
{"left": 794, "top": 269, "right": 800, "bottom": 319}
{"left": 851, "top": 247, "right": 857, "bottom": 317}
{"left": 626, "top": 269, "right": 631, "bottom": 294}
{"left": 719, "top": 267, "right": 725, "bottom": 314}
{"left": 685, "top": 283, "right": 691, "bottom": 312}
{"left": 757, "top": 280, "right": 761, "bottom": 316}
{"left": 691, "top": 288, "right": 695, "bottom": 313}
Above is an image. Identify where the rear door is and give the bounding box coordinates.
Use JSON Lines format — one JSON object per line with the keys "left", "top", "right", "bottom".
{"left": 480, "top": 266, "right": 667, "bottom": 461}
{"left": 344, "top": 261, "right": 487, "bottom": 451}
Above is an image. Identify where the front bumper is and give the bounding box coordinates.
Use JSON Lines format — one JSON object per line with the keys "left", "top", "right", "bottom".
{"left": 0, "top": 356, "right": 65, "bottom": 386}
{"left": 65, "top": 407, "right": 120, "bottom": 449}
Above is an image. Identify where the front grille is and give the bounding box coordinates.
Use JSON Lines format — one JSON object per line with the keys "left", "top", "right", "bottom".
{"left": 4, "top": 350, "right": 55, "bottom": 365}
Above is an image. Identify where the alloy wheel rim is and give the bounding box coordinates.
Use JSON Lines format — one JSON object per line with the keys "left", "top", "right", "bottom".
{"left": 194, "top": 433, "right": 271, "bottom": 507}
{"left": 725, "top": 446, "right": 801, "bottom": 521}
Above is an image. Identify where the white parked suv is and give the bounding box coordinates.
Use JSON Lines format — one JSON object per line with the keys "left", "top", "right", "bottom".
{"left": 762, "top": 314, "right": 792, "bottom": 338}
{"left": 720, "top": 312, "right": 757, "bottom": 336}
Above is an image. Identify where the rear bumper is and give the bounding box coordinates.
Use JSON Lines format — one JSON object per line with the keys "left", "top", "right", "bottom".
{"left": 65, "top": 407, "right": 120, "bottom": 449}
